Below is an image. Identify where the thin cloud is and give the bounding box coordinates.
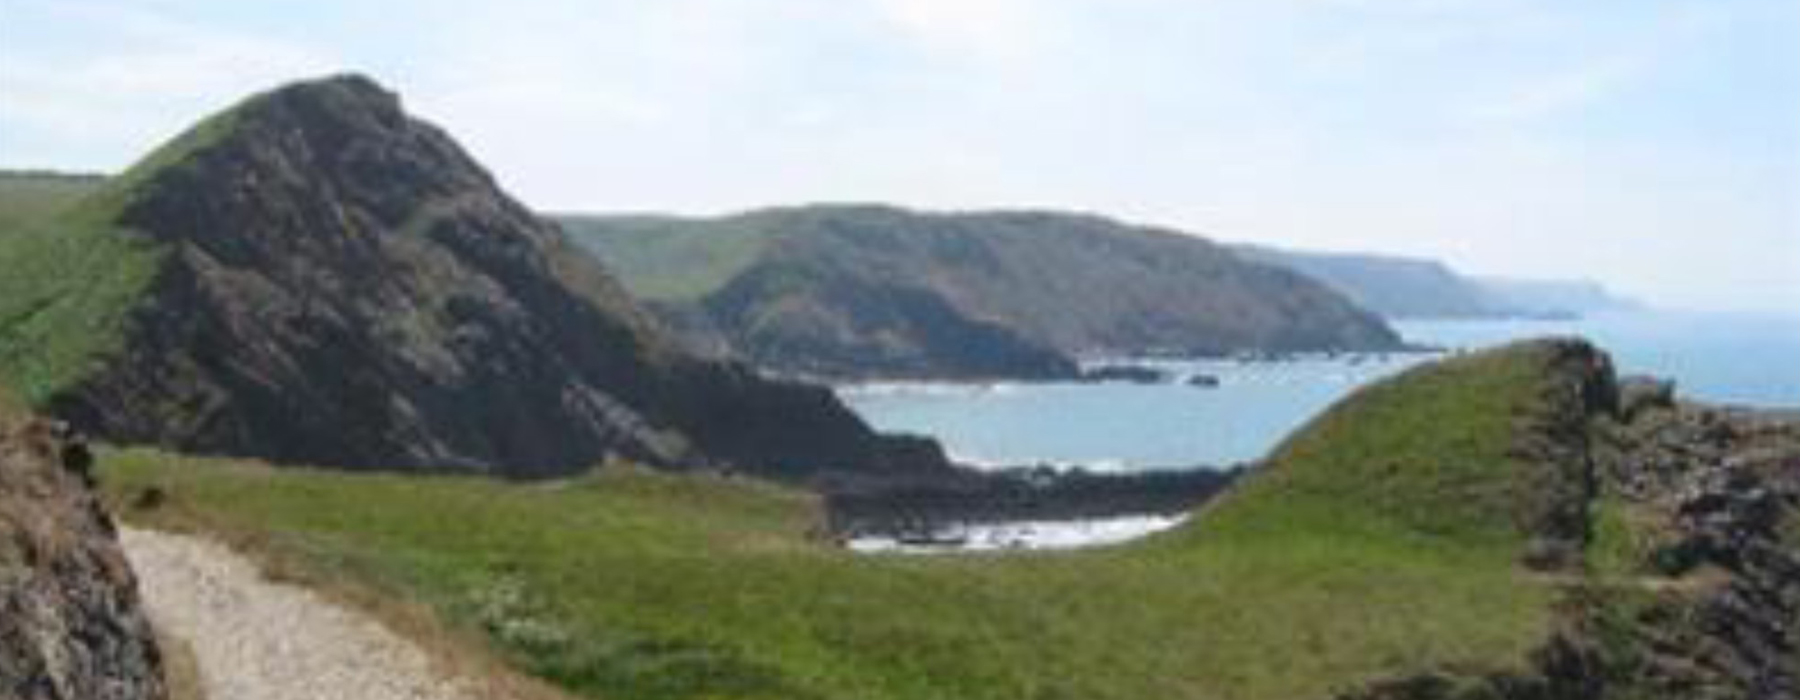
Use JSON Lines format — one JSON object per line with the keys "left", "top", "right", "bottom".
{"left": 0, "top": 0, "right": 338, "bottom": 168}
{"left": 873, "top": 0, "right": 1061, "bottom": 65}
{"left": 0, "top": 0, "right": 1793, "bottom": 312}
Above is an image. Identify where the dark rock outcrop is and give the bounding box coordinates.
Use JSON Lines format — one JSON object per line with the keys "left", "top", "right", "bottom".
{"left": 826, "top": 466, "right": 1238, "bottom": 539}
{"left": 1, "top": 414, "right": 167, "bottom": 700}
{"left": 34, "top": 75, "right": 953, "bottom": 481}
{"left": 1575, "top": 402, "right": 1800, "bottom": 699}
{"left": 1078, "top": 364, "right": 1171, "bottom": 384}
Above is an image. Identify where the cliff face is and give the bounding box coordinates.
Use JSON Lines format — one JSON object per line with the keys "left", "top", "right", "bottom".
{"left": 565, "top": 206, "right": 1403, "bottom": 381}
{"left": 13, "top": 75, "right": 948, "bottom": 481}
{"left": 0, "top": 410, "right": 167, "bottom": 700}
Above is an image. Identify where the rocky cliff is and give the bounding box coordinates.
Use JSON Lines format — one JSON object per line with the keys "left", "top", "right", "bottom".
{"left": 0, "top": 404, "right": 167, "bottom": 700}
{"left": 0, "top": 75, "right": 951, "bottom": 481}
{"left": 563, "top": 206, "right": 1403, "bottom": 380}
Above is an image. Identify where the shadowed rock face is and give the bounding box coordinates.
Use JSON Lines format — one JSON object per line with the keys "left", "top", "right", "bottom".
{"left": 46, "top": 75, "right": 951, "bottom": 481}
{"left": 0, "top": 415, "right": 167, "bottom": 700}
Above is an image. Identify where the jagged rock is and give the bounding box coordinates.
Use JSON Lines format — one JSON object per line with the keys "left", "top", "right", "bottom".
{"left": 1, "top": 415, "right": 167, "bottom": 700}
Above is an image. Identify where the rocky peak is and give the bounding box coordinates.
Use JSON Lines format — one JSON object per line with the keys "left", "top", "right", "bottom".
{"left": 43, "top": 75, "right": 950, "bottom": 481}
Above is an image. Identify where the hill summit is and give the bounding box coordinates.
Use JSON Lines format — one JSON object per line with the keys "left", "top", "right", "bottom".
{"left": 0, "top": 74, "right": 948, "bottom": 479}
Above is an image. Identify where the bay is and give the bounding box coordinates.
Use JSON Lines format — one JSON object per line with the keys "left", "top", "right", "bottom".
{"left": 839, "top": 310, "right": 1800, "bottom": 473}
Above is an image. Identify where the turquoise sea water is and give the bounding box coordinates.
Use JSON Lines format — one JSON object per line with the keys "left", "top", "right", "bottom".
{"left": 839, "top": 311, "right": 1800, "bottom": 472}
{"left": 1394, "top": 311, "right": 1800, "bottom": 408}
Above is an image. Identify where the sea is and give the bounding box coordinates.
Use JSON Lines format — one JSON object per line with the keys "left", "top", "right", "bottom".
{"left": 839, "top": 310, "right": 1800, "bottom": 474}
{"left": 837, "top": 309, "right": 1800, "bottom": 552}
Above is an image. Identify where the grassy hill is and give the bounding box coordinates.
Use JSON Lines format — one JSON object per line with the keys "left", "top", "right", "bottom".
{"left": 99, "top": 340, "right": 1617, "bottom": 700}
{"left": 557, "top": 214, "right": 779, "bottom": 303}
{"left": 0, "top": 170, "right": 165, "bottom": 406}
{"left": 0, "top": 171, "right": 104, "bottom": 235}
{"left": 563, "top": 206, "right": 1403, "bottom": 380}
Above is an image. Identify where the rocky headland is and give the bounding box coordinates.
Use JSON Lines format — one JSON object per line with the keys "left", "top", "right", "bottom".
{"left": 563, "top": 206, "right": 1405, "bottom": 381}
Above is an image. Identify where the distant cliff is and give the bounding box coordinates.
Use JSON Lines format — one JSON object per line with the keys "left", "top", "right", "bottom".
{"left": 1476, "top": 276, "right": 1639, "bottom": 318}
{"left": 1235, "top": 244, "right": 1637, "bottom": 319}
{"left": 0, "top": 76, "right": 951, "bottom": 482}
{"left": 563, "top": 206, "right": 1403, "bottom": 380}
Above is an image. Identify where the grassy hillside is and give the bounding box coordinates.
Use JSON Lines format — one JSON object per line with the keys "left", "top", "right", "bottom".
{"left": 564, "top": 206, "right": 1403, "bottom": 380}
{"left": 99, "top": 340, "right": 1602, "bottom": 700}
{"left": 0, "top": 105, "right": 253, "bottom": 403}
{"left": 0, "top": 171, "right": 164, "bottom": 406}
{"left": 0, "top": 171, "right": 104, "bottom": 235}
{"left": 558, "top": 214, "right": 778, "bottom": 302}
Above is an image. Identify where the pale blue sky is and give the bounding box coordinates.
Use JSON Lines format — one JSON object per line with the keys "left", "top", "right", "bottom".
{"left": 2, "top": 0, "right": 1796, "bottom": 312}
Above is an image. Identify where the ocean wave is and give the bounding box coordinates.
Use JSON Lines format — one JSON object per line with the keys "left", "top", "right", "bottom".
{"left": 946, "top": 450, "right": 1136, "bottom": 474}
{"left": 835, "top": 381, "right": 1025, "bottom": 399}
{"left": 847, "top": 514, "right": 1190, "bottom": 554}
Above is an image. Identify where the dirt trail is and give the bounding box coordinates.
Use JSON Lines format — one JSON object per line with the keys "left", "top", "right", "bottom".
{"left": 121, "top": 528, "right": 479, "bottom": 700}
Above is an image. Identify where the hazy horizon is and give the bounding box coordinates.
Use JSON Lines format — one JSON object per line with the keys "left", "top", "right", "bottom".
{"left": 2, "top": 0, "right": 1795, "bottom": 313}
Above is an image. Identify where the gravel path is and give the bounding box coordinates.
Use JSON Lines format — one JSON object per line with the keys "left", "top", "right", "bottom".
{"left": 121, "top": 528, "right": 479, "bottom": 700}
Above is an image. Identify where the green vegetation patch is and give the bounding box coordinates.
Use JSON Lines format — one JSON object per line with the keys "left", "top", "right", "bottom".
{"left": 97, "top": 344, "right": 1591, "bottom": 700}
{"left": 0, "top": 191, "right": 164, "bottom": 405}
{"left": 1196, "top": 342, "right": 1580, "bottom": 548}
{"left": 0, "top": 89, "right": 255, "bottom": 405}
{"left": 559, "top": 215, "right": 781, "bottom": 302}
{"left": 0, "top": 171, "right": 104, "bottom": 236}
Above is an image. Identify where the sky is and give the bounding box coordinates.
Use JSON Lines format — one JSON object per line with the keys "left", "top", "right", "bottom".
{"left": 1, "top": 0, "right": 1796, "bottom": 313}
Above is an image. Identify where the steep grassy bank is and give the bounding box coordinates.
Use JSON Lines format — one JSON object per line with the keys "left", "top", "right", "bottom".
{"left": 98, "top": 341, "right": 1608, "bottom": 700}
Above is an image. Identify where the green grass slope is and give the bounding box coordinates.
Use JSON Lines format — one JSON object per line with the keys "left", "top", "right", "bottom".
{"left": 0, "top": 171, "right": 104, "bottom": 235}
{"left": 99, "top": 340, "right": 1602, "bottom": 700}
{"left": 0, "top": 95, "right": 257, "bottom": 407}
{"left": 558, "top": 214, "right": 779, "bottom": 302}
{"left": 0, "top": 173, "right": 162, "bottom": 405}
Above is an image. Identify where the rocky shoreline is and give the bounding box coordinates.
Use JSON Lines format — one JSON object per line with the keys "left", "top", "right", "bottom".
{"left": 823, "top": 464, "right": 1239, "bottom": 544}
